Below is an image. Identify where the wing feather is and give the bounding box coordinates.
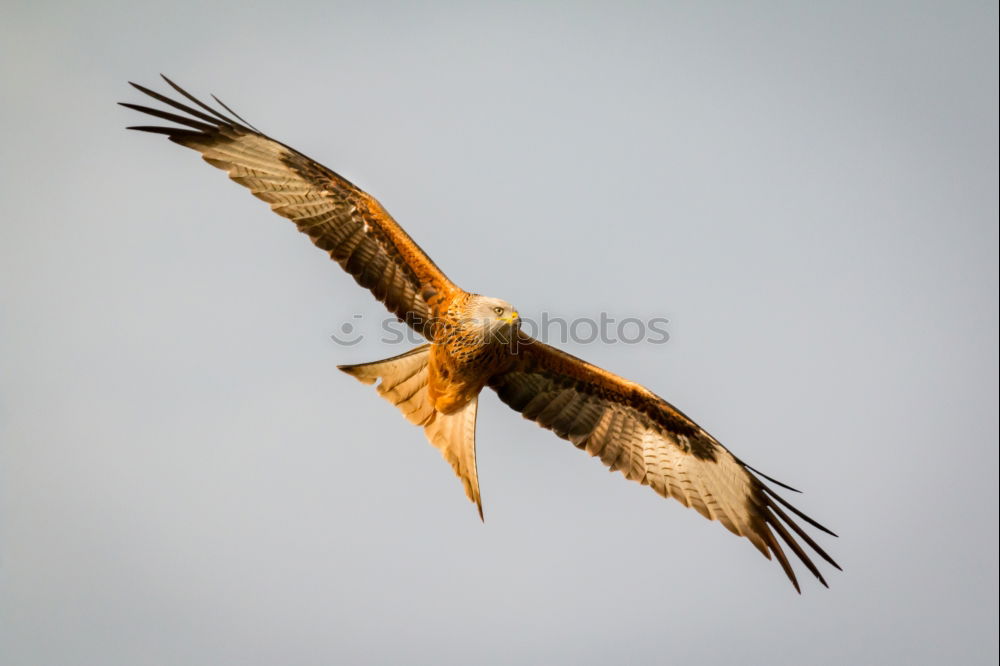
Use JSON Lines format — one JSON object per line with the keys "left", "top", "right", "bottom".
{"left": 489, "top": 334, "right": 840, "bottom": 591}
{"left": 121, "top": 77, "right": 456, "bottom": 337}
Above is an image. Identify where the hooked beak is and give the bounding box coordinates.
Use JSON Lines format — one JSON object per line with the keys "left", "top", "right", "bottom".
{"left": 500, "top": 310, "right": 520, "bottom": 325}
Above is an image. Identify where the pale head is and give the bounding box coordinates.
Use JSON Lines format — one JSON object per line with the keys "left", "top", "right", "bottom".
{"left": 461, "top": 294, "right": 520, "bottom": 340}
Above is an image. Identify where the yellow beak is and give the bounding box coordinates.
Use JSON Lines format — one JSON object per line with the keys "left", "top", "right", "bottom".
{"left": 501, "top": 311, "right": 519, "bottom": 325}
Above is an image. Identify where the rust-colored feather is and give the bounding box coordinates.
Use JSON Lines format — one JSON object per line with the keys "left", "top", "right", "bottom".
{"left": 488, "top": 334, "right": 840, "bottom": 592}
{"left": 122, "top": 77, "right": 456, "bottom": 339}
{"left": 123, "top": 78, "right": 838, "bottom": 591}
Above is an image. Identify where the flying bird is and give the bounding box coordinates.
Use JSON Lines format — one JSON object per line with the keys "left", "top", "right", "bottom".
{"left": 122, "top": 76, "right": 840, "bottom": 592}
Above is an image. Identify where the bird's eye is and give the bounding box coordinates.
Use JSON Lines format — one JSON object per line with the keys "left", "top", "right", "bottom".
{"left": 493, "top": 307, "right": 504, "bottom": 315}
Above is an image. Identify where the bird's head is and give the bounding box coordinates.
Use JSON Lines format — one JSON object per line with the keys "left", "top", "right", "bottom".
{"left": 463, "top": 295, "right": 520, "bottom": 341}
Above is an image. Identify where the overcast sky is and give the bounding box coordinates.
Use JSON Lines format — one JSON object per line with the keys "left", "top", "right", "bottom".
{"left": 1, "top": 1, "right": 997, "bottom": 664}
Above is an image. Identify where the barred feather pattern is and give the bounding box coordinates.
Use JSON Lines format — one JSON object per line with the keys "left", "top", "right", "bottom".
{"left": 121, "top": 76, "right": 455, "bottom": 339}
{"left": 123, "top": 77, "right": 840, "bottom": 591}
{"left": 490, "top": 337, "right": 841, "bottom": 592}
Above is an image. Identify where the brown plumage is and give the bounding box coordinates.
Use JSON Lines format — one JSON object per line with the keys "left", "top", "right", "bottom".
{"left": 122, "top": 76, "right": 840, "bottom": 592}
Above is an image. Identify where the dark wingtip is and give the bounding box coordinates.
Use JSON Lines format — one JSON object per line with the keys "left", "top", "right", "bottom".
{"left": 118, "top": 102, "right": 216, "bottom": 132}
{"left": 760, "top": 484, "right": 839, "bottom": 537}
{"left": 745, "top": 462, "right": 802, "bottom": 493}
{"left": 211, "top": 93, "right": 262, "bottom": 133}
{"left": 156, "top": 76, "right": 226, "bottom": 124}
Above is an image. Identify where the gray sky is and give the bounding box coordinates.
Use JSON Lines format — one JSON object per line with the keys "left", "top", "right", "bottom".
{"left": 1, "top": 1, "right": 997, "bottom": 664}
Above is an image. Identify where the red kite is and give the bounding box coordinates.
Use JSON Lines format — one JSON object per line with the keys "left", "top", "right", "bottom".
{"left": 123, "top": 77, "right": 839, "bottom": 591}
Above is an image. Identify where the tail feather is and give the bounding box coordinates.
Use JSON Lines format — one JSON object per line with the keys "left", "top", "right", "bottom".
{"left": 424, "top": 397, "right": 482, "bottom": 520}
{"left": 338, "top": 345, "right": 434, "bottom": 426}
{"left": 339, "top": 345, "right": 483, "bottom": 518}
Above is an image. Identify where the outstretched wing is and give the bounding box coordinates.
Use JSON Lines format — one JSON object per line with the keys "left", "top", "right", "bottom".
{"left": 489, "top": 334, "right": 840, "bottom": 592}
{"left": 121, "top": 76, "right": 456, "bottom": 338}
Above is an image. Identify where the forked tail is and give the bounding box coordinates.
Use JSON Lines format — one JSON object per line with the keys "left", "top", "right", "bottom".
{"left": 338, "top": 346, "right": 483, "bottom": 519}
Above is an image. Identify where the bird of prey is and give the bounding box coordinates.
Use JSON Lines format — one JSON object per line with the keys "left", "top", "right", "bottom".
{"left": 122, "top": 76, "right": 840, "bottom": 592}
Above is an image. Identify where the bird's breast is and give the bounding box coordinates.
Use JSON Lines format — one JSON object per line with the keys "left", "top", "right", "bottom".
{"left": 426, "top": 332, "right": 513, "bottom": 414}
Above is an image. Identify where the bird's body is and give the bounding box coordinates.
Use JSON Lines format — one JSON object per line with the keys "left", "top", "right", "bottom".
{"left": 425, "top": 293, "right": 519, "bottom": 414}
{"left": 123, "top": 77, "right": 840, "bottom": 591}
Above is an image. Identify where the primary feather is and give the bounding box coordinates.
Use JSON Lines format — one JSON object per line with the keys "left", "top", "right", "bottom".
{"left": 123, "top": 77, "right": 840, "bottom": 591}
